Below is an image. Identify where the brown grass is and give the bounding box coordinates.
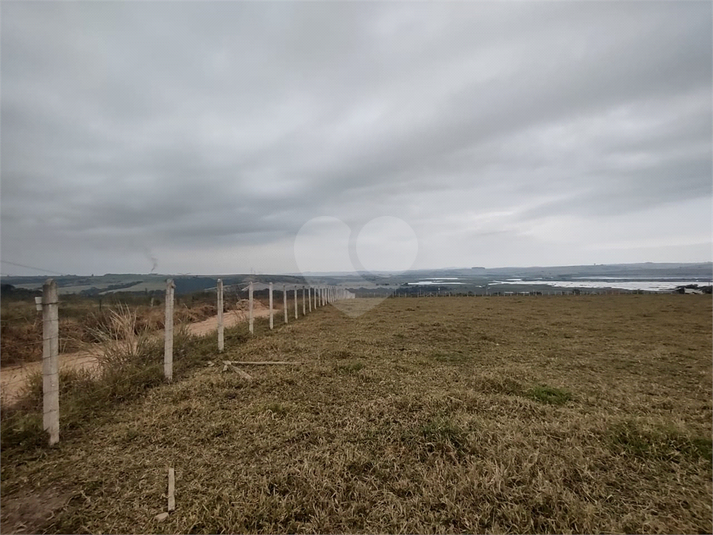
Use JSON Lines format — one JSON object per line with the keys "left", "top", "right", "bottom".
{"left": 1, "top": 295, "right": 711, "bottom": 534}
{"left": 0, "top": 297, "right": 219, "bottom": 366}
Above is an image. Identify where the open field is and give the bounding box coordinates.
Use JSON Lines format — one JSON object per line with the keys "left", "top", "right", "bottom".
{"left": 1, "top": 295, "right": 711, "bottom": 533}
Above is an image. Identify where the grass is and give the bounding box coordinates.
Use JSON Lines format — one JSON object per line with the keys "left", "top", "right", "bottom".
{"left": 1, "top": 294, "right": 711, "bottom": 534}
{"left": 526, "top": 384, "right": 573, "bottom": 405}
{"left": 0, "top": 292, "right": 224, "bottom": 366}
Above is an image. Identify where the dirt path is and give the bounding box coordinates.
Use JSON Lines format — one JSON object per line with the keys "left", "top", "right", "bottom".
{"left": 1, "top": 304, "right": 273, "bottom": 403}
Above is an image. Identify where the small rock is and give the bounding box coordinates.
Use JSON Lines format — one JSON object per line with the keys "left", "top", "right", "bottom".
{"left": 155, "top": 512, "right": 169, "bottom": 522}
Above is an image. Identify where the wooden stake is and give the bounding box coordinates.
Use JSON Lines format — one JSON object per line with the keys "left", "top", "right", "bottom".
{"left": 168, "top": 468, "right": 175, "bottom": 512}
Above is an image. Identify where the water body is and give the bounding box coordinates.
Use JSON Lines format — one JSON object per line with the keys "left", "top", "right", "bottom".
{"left": 493, "top": 280, "right": 711, "bottom": 292}
{"left": 408, "top": 281, "right": 465, "bottom": 286}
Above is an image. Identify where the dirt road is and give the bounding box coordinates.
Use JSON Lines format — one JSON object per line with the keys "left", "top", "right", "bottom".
{"left": 1, "top": 304, "right": 272, "bottom": 403}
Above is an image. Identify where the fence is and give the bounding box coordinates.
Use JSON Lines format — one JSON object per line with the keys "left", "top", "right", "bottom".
{"left": 5, "top": 280, "right": 672, "bottom": 445}
{"left": 28, "top": 278, "right": 354, "bottom": 445}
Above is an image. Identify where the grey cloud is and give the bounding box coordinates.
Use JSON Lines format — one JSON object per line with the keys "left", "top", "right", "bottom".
{"left": 1, "top": 1, "right": 710, "bottom": 274}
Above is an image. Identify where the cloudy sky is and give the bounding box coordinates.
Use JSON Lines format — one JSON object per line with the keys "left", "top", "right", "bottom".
{"left": 1, "top": 1, "right": 711, "bottom": 276}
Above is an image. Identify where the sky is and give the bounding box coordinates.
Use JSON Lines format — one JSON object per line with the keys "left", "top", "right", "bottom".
{"left": 1, "top": 1, "right": 711, "bottom": 276}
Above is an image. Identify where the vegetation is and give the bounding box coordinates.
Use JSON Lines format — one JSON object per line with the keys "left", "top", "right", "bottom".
{"left": 0, "top": 288, "right": 235, "bottom": 366}
{"left": 1, "top": 294, "right": 711, "bottom": 534}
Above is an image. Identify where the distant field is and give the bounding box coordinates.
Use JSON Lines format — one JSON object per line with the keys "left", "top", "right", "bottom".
{"left": 1, "top": 295, "right": 711, "bottom": 533}
{"left": 100, "top": 280, "right": 168, "bottom": 294}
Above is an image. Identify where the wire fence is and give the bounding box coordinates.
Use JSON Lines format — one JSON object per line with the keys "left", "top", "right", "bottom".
{"left": 1, "top": 278, "right": 355, "bottom": 445}
{"left": 1, "top": 277, "right": 701, "bottom": 446}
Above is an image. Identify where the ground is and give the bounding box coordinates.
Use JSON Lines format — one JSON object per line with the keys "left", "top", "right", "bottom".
{"left": 1, "top": 295, "right": 711, "bottom": 534}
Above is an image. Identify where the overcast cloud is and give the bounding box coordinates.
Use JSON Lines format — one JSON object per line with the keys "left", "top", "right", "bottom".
{"left": 1, "top": 1, "right": 711, "bottom": 275}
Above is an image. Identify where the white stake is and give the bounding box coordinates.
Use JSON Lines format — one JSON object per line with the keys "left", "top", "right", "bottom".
{"left": 42, "top": 279, "right": 59, "bottom": 445}
{"left": 248, "top": 281, "right": 254, "bottom": 334}
{"left": 164, "top": 279, "right": 175, "bottom": 382}
{"left": 217, "top": 279, "right": 224, "bottom": 352}
{"left": 283, "top": 285, "right": 288, "bottom": 324}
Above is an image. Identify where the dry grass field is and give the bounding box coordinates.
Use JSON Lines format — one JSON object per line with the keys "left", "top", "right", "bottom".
{"left": 1, "top": 295, "right": 711, "bottom": 534}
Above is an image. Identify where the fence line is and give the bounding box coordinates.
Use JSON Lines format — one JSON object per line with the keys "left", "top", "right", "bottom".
{"left": 21, "top": 277, "right": 354, "bottom": 445}
{"left": 3, "top": 280, "right": 689, "bottom": 446}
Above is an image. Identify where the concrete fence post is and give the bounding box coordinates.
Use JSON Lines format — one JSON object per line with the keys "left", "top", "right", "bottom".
{"left": 217, "top": 279, "right": 224, "bottom": 352}
{"left": 308, "top": 287, "right": 312, "bottom": 312}
{"left": 249, "top": 282, "right": 254, "bottom": 334}
{"left": 283, "top": 285, "right": 288, "bottom": 324}
{"left": 164, "top": 279, "right": 175, "bottom": 382}
{"left": 269, "top": 282, "right": 274, "bottom": 330}
{"left": 302, "top": 287, "right": 306, "bottom": 316}
{"left": 41, "top": 279, "right": 59, "bottom": 445}
{"left": 294, "top": 288, "right": 298, "bottom": 319}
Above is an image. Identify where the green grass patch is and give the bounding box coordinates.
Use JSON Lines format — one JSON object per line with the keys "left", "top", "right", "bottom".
{"left": 405, "top": 417, "right": 473, "bottom": 458}
{"left": 609, "top": 420, "right": 713, "bottom": 463}
{"left": 264, "top": 403, "right": 290, "bottom": 418}
{"left": 430, "top": 351, "right": 471, "bottom": 364}
{"left": 335, "top": 362, "right": 364, "bottom": 375}
{"left": 525, "top": 384, "right": 572, "bottom": 405}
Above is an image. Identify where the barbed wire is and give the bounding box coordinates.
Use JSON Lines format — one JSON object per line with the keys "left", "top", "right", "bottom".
{"left": 0, "top": 260, "right": 65, "bottom": 275}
